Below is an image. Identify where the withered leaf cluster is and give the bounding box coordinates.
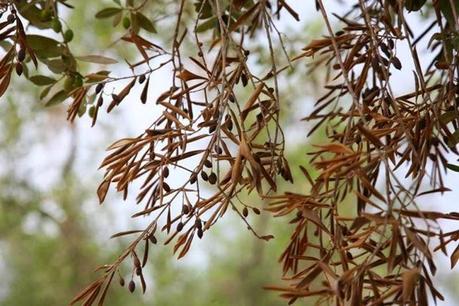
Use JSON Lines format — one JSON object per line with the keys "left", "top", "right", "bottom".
{"left": 2, "top": 0, "right": 459, "bottom": 305}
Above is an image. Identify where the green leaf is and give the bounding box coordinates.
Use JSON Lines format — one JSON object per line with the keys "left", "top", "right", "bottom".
{"left": 45, "top": 90, "right": 67, "bottom": 107}
{"left": 16, "top": 3, "right": 52, "bottom": 29}
{"left": 112, "top": 11, "right": 123, "bottom": 27}
{"left": 95, "top": 7, "right": 123, "bottom": 19}
{"left": 26, "top": 35, "right": 63, "bottom": 58}
{"left": 130, "top": 12, "right": 140, "bottom": 34}
{"left": 194, "top": 0, "right": 213, "bottom": 19}
{"left": 439, "top": 111, "right": 457, "bottom": 125}
{"left": 447, "top": 164, "right": 459, "bottom": 172}
{"left": 440, "top": 0, "right": 459, "bottom": 28}
{"left": 405, "top": 0, "right": 427, "bottom": 12}
{"left": 76, "top": 55, "right": 118, "bottom": 65}
{"left": 136, "top": 12, "right": 157, "bottom": 33}
{"left": 196, "top": 17, "right": 217, "bottom": 33}
{"left": 78, "top": 101, "right": 87, "bottom": 117}
{"left": 42, "top": 59, "right": 67, "bottom": 74}
{"left": 0, "top": 41, "right": 13, "bottom": 52}
{"left": 85, "top": 70, "right": 111, "bottom": 83}
{"left": 40, "top": 85, "right": 53, "bottom": 100}
{"left": 447, "top": 129, "right": 459, "bottom": 147}
{"left": 29, "top": 75, "right": 56, "bottom": 86}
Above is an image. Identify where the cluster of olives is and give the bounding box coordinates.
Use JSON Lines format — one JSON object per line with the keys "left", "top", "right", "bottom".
{"left": 40, "top": 8, "right": 73, "bottom": 42}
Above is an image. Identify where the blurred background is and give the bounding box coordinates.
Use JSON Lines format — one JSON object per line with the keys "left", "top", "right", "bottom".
{"left": 1, "top": 1, "right": 459, "bottom": 305}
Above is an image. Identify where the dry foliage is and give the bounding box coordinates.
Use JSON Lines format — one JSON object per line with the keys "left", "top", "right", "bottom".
{"left": 2, "top": 0, "right": 459, "bottom": 305}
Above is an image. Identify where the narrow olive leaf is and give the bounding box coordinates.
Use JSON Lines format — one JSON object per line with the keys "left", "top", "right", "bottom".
{"left": 40, "top": 85, "right": 53, "bottom": 100}
{"left": 26, "top": 35, "right": 63, "bottom": 58}
{"left": 106, "top": 138, "right": 137, "bottom": 150}
{"left": 91, "top": 104, "right": 100, "bottom": 127}
{"left": 241, "top": 83, "right": 264, "bottom": 121}
{"left": 303, "top": 209, "right": 330, "bottom": 234}
{"left": 447, "top": 130, "right": 459, "bottom": 147}
{"left": 439, "top": 111, "right": 457, "bottom": 125}
{"left": 142, "top": 238, "right": 149, "bottom": 267}
{"left": 97, "top": 180, "right": 110, "bottom": 204}
{"left": 42, "top": 59, "right": 67, "bottom": 74}
{"left": 313, "top": 143, "right": 354, "bottom": 155}
{"left": 107, "top": 78, "right": 136, "bottom": 112}
{"left": 97, "top": 271, "right": 115, "bottom": 306}
{"left": 357, "top": 124, "right": 384, "bottom": 147}
{"left": 402, "top": 268, "right": 420, "bottom": 303}
{"left": 139, "top": 272, "right": 147, "bottom": 293}
{"left": 405, "top": 0, "right": 427, "bottom": 11}
{"left": 135, "top": 12, "right": 156, "bottom": 33}
{"left": 417, "top": 187, "right": 451, "bottom": 196}
{"left": 0, "top": 67, "right": 12, "bottom": 98}
{"left": 84, "top": 285, "right": 101, "bottom": 305}
{"left": 29, "top": 75, "right": 56, "bottom": 86}
{"left": 446, "top": 164, "right": 459, "bottom": 172}
{"left": 451, "top": 244, "right": 459, "bottom": 269}
{"left": 158, "top": 101, "right": 190, "bottom": 120}
{"left": 95, "top": 8, "right": 123, "bottom": 19}
{"left": 261, "top": 235, "right": 274, "bottom": 241}
{"left": 45, "top": 90, "right": 67, "bottom": 107}
{"left": 229, "top": 2, "right": 261, "bottom": 32}
{"left": 177, "top": 69, "right": 206, "bottom": 82}
{"left": 405, "top": 228, "right": 431, "bottom": 258}
{"left": 279, "top": 0, "right": 300, "bottom": 21}
{"left": 69, "top": 280, "right": 103, "bottom": 305}
{"left": 140, "top": 76, "right": 150, "bottom": 104}
{"left": 196, "top": 17, "right": 217, "bottom": 33}
{"left": 77, "top": 55, "right": 118, "bottom": 65}
{"left": 110, "top": 230, "right": 143, "bottom": 239}
{"left": 85, "top": 70, "right": 111, "bottom": 83}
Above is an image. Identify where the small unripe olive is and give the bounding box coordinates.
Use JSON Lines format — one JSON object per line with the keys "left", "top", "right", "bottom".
{"left": 77, "top": 103, "right": 86, "bottom": 117}
{"left": 122, "top": 17, "right": 131, "bottom": 29}
{"left": 88, "top": 106, "right": 96, "bottom": 118}
{"left": 51, "top": 19, "right": 62, "bottom": 33}
{"left": 63, "top": 76, "right": 74, "bottom": 91}
{"left": 63, "top": 29, "right": 74, "bottom": 42}
{"left": 73, "top": 76, "right": 83, "bottom": 87}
